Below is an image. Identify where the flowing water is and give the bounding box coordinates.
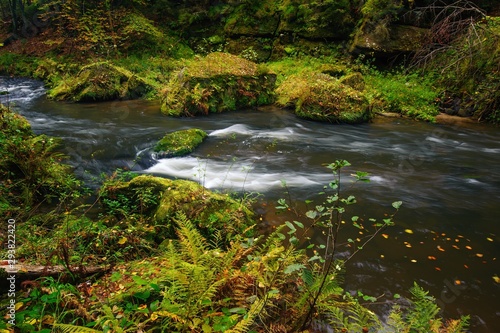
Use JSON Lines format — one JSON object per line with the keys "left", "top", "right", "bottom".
{"left": 2, "top": 77, "right": 500, "bottom": 332}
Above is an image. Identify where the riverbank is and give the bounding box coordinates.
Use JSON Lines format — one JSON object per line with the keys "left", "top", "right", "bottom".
{"left": 0, "top": 1, "right": 498, "bottom": 124}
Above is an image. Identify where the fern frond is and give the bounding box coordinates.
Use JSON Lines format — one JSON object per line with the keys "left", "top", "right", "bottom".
{"left": 174, "top": 212, "right": 208, "bottom": 264}
{"left": 225, "top": 298, "right": 266, "bottom": 333}
{"left": 52, "top": 323, "right": 103, "bottom": 333}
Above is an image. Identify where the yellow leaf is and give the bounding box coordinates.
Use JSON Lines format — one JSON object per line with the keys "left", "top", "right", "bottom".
{"left": 493, "top": 275, "right": 500, "bottom": 284}
{"left": 404, "top": 229, "right": 413, "bottom": 234}
{"left": 118, "top": 236, "right": 128, "bottom": 245}
{"left": 486, "top": 237, "right": 493, "bottom": 242}
{"left": 151, "top": 312, "right": 159, "bottom": 321}
{"left": 476, "top": 253, "right": 484, "bottom": 258}
{"left": 381, "top": 233, "right": 389, "bottom": 239}
{"left": 15, "top": 302, "right": 24, "bottom": 310}
{"left": 42, "top": 315, "right": 54, "bottom": 324}
{"left": 437, "top": 245, "right": 445, "bottom": 252}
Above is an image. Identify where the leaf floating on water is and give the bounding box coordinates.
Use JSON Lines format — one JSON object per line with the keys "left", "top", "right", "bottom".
{"left": 428, "top": 256, "right": 437, "bottom": 260}
{"left": 405, "top": 243, "right": 412, "bottom": 248}
{"left": 464, "top": 264, "right": 469, "bottom": 269}
{"left": 454, "top": 280, "right": 462, "bottom": 286}
{"left": 476, "top": 253, "right": 484, "bottom": 258}
{"left": 493, "top": 275, "right": 500, "bottom": 284}
{"left": 404, "top": 229, "right": 413, "bottom": 234}
{"left": 455, "top": 239, "right": 460, "bottom": 242}
{"left": 465, "top": 245, "right": 472, "bottom": 250}
{"left": 381, "top": 234, "right": 389, "bottom": 239}
{"left": 410, "top": 259, "right": 417, "bottom": 263}
{"left": 435, "top": 267, "right": 441, "bottom": 271}
{"left": 452, "top": 245, "right": 460, "bottom": 250}
{"left": 437, "top": 245, "right": 445, "bottom": 252}
{"left": 486, "top": 237, "right": 493, "bottom": 242}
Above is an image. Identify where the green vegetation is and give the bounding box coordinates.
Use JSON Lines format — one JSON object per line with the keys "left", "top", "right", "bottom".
{"left": 0, "top": 0, "right": 495, "bottom": 330}
{"left": 154, "top": 128, "right": 208, "bottom": 157}
{"left": 1, "top": 146, "right": 470, "bottom": 332}
{"left": 0, "top": 105, "right": 83, "bottom": 218}
{"left": 161, "top": 52, "right": 276, "bottom": 116}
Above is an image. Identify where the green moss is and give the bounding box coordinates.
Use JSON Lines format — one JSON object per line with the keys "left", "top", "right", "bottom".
{"left": 154, "top": 128, "right": 207, "bottom": 157}
{"left": 100, "top": 175, "right": 255, "bottom": 243}
{"left": 276, "top": 72, "right": 371, "bottom": 124}
{"left": 161, "top": 53, "right": 276, "bottom": 116}
{"left": 48, "top": 62, "right": 153, "bottom": 102}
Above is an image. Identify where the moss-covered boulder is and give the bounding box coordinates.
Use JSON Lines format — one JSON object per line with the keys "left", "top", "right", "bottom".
{"left": 350, "top": 23, "right": 429, "bottom": 57}
{"left": 161, "top": 52, "right": 276, "bottom": 116}
{"left": 154, "top": 128, "right": 207, "bottom": 157}
{"left": 276, "top": 72, "right": 371, "bottom": 124}
{"left": 100, "top": 175, "right": 255, "bottom": 242}
{"left": 48, "top": 62, "right": 152, "bottom": 102}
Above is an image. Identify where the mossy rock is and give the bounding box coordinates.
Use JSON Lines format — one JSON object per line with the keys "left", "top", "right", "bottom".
{"left": 154, "top": 128, "right": 207, "bottom": 157}
{"left": 276, "top": 72, "right": 371, "bottom": 124}
{"left": 161, "top": 52, "right": 276, "bottom": 116}
{"left": 339, "top": 72, "right": 365, "bottom": 91}
{"left": 350, "top": 23, "right": 429, "bottom": 57}
{"left": 48, "top": 62, "right": 152, "bottom": 102}
{"left": 100, "top": 175, "right": 255, "bottom": 242}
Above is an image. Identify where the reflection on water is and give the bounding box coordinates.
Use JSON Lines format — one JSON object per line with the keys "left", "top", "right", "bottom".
{"left": 2, "top": 77, "right": 500, "bottom": 332}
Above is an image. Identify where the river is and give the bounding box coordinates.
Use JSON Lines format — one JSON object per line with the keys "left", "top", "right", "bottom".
{"left": 2, "top": 77, "right": 500, "bottom": 332}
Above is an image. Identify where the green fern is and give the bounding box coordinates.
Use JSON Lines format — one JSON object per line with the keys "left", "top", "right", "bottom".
{"left": 52, "top": 323, "right": 103, "bottom": 333}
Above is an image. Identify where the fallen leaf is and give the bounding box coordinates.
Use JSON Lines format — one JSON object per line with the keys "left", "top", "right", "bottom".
{"left": 118, "top": 236, "right": 128, "bottom": 245}
{"left": 464, "top": 264, "right": 469, "bottom": 269}
{"left": 454, "top": 280, "right": 462, "bottom": 285}
{"left": 437, "top": 245, "right": 445, "bottom": 252}
{"left": 476, "top": 253, "right": 484, "bottom": 258}
{"left": 381, "top": 234, "right": 389, "bottom": 239}
{"left": 493, "top": 275, "right": 500, "bottom": 284}
{"left": 465, "top": 245, "right": 472, "bottom": 250}
{"left": 428, "top": 256, "right": 437, "bottom": 260}
{"left": 406, "top": 244, "right": 412, "bottom": 248}
{"left": 486, "top": 237, "right": 493, "bottom": 242}
{"left": 435, "top": 267, "right": 441, "bottom": 271}
{"left": 405, "top": 229, "right": 413, "bottom": 234}
{"left": 411, "top": 259, "right": 417, "bottom": 263}
{"left": 455, "top": 239, "right": 460, "bottom": 242}
{"left": 452, "top": 245, "right": 460, "bottom": 250}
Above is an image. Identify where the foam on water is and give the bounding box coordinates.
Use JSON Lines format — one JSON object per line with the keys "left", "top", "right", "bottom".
{"left": 145, "top": 156, "right": 328, "bottom": 191}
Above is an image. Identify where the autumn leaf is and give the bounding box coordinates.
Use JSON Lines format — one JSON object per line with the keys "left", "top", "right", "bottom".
{"left": 404, "top": 229, "right": 413, "bottom": 234}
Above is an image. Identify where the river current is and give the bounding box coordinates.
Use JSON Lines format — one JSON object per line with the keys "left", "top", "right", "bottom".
{"left": 2, "top": 77, "right": 500, "bottom": 332}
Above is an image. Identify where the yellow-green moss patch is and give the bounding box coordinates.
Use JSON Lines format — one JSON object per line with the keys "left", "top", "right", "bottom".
{"left": 48, "top": 62, "right": 152, "bottom": 102}
{"left": 154, "top": 128, "right": 207, "bottom": 157}
{"left": 161, "top": 52, "right": 276, "bottom": 116}
{"left": 276, "top": 72, "right": 371, "bottom": 124}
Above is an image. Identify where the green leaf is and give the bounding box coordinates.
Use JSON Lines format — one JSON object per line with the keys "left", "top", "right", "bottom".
{"left": 284, "top": 263, "right": 306, "bottom": 274}
{"left": 351, "top": 215, "right": 359, "bottom": 222}
{"left": 306, "top": 210, "right": 318, "bottom": 219}
{"left": 285, "top": 221, "right": 296, "bottom": 233}
{"left": 293, "top": 220, "right": 304, "bottom": 229}
{"left": 392, "top": 201, "right": 403, "bottom": 209}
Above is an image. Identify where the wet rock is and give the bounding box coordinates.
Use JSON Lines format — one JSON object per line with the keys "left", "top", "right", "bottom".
{"left": 154, "top": 128, "right": 207, "bottom": 158}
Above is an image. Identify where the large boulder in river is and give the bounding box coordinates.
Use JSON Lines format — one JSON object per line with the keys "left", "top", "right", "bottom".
{"left": 161, "top": 52, "right": 276, "bottom": 116}
{"left": 100, "top": 175, "right": 255, "bottom": 242}
{"left": 48, "top": 62, "right": 152, "bottom": 102}
{"left": 154, "top": 128, "right": 207, "bottom": 157}
{"left": 276, "top": 72, "right": 372, "bottom": 124}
